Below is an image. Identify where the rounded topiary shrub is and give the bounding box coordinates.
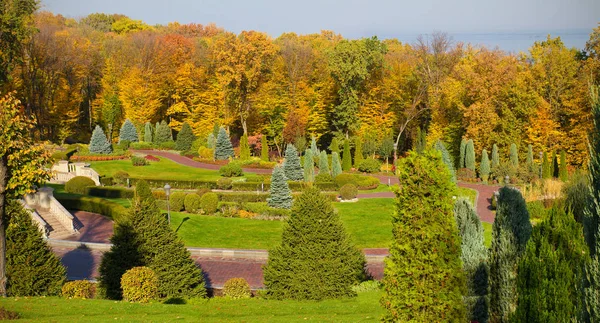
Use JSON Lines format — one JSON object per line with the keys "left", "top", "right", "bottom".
{"left": 219, "top": 163, "right": 243, "bottom": 177}
{"left": 223, "top": 278, "right": 251, "bottom": 299}
{"left": 65, "top": 176, "right": 96, "bottom": 195}
{"left": 357, "top": 159, "right": 381, "bottom": 173}
{"left": 121, "top": 266, "right": 158, "bottom": 303}
{"left": 169, "top": 192, "right": 187, "bottom": 212}
{"left": 195, "top": 188, "right": 211, "bottom": 198}
{"left": 339, "top": 184, "right": 358, "bottom": 201}
{"left": 184, "top": 193, "right": 202, "bottom": 213}
{"left": 113, "top": 171, "right": 130, "bottom": 186}
{"left": 62, "top": 280, "right": 96, "bottom": 299}
{"left": 200, "top": 192, "right": 219, "bottom": 214}
{"left": 217, "top": 178, "right": 233, "bottom": 190}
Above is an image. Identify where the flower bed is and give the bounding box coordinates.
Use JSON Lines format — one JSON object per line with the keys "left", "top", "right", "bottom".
{"left": 144, "top": 155, "right": 160, "bottom": 162}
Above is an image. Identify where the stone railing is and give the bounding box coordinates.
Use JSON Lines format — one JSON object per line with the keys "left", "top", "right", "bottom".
{"left": 51, "top": 161, "right": 100, "bottom": 186}
{"left": 24, "top": 187, "right": 78, "bottom": 235}
{"left": 19, "top": 200, "right": 49, "bottom": 238}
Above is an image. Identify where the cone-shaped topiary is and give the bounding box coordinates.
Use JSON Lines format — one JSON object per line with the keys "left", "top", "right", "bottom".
{"left": 489, "top": 186, "right": 532, "bottom": 322}
{"left": 331, "top": 152, "right": 342, "bottom": 178}
{"left": 465, "top": 139, "right": 476, "bottom": 171}
{"left": 175, "top": 123, "right": 195, "bottom": 151}
{"left": 381, "top": 150, "right": 466, "bottom": 322}
{"left": 342, "top": 139, "right": 352, "bottom": 171}
{"left": 454, "top": 198, "right": 488, "bottom": 323}
{"left": 212, "top": 123, "right": 220, "bottom": 141}
{"left": 119, "top": 119, "right": 139, "bottom": 144}
{"left": 206, "top": 133, "right": 216, "bottom": 149}
{"left": 491, "top": 144, "right": 499, "bottom": 169}
{"left": 267, "top": 165, "right": 292, "bottom": 209}
{"left": 435, "top": 140, "right": 456, "bottom": 183}
{"left": 354, "top": 137, "right": 363, "bottom": 167}
{"left": 415, "top": 127, "right": 427, "bottom": 154}
{"left": 559, "top": 150, "right": 568, "bottom": 181}
{"left": 542, "top": 151, "right": 551, "bottom": 179}
{"left": 144, "top": 122, "right": 153, "bottom": 143}
{"left": 261, "top": 135, "right": 269, "bottom": 161}
{"left": 551, "top": 150, "right": 558, "bottom": 178}
{"left": 283, "top": 144, "right": 303, "bottom": 181}
{"left": 215, "top": 127, "right": 234, "bottom": 160}
{"left": 263, "top": 187, "right": 366, "bottom": 300}
{"left": 526, "top": 144, "right": 534, "bottom": 168}
{"left": 460, "top": 139, "right": 467, "bottom": 168}
{"left": 153, "top": 122, "right": 160, "bottom": 144}
{"left": 318, "top": 150, "right": 330, "bottom": 175}
{"left": 304, "top": 149, "right": 314, "bottom": 182}
{"left": 329, "top": 137, "right": 340, "bottom": 154}
{"left": 239, "top": 133, "right": 250, "bottom": 160}
{"left": 310, "top": 136, "right": 319, "bottom": 159}
{"left": 154, "top": 121, "right": 173, "bottom": 145}
{"left": 6, "top": 200, "right": 66, "bottom": 296}
{"left": 89, "top": 125, "right": 112, "bottom": 154}
{"left": 509, "top": 143, "right": 518, "bottom": 167}
{"left": 480, "top": 149, "right": 490, "bottom": 182}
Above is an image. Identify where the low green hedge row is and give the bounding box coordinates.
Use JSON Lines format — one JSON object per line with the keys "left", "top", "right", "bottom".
{"left": 231, "top": 181, "right": 338, "bottom": 192}
{"left": 216, "top": 191, "right": 338, "bottom": 204}
{"left": 55, "top": 195, "right": 128, "bottom": 222}
{"left": 84, "top": 186, "right": 134, "bottom": 199}
{"left": 128, "top": 178, "right": 217, "bottom": 189}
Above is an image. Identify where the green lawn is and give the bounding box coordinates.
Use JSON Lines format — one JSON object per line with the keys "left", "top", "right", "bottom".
{"left": 482, "top": 221, "right": 493, "bottom": 248}
{"left": 457, "top": 187, "right": 478, "bottom": 206}
{"left": 0, "top": 291, "right": 383, "bottom": 322}
{"left": 89, "top": 157, "right": 223, "bottom": 181}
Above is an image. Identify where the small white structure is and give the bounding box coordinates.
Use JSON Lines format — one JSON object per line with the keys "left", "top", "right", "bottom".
{"left": 23, "top": 187, "right": 79, "bottom": 238}
{"left": 51, "top": 161, "right": 100, "bottom": 186}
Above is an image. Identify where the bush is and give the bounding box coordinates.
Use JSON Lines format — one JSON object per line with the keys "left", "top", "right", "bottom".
{"left": 339, "top": 184, "right": 358, "bottom": 200}
{"left": 100, "top": 176, "right": 114, "bottom": 186}
{"left": 65, "top": 176, "right": 96, "bottom": 195}
{"left": 128, "top": 178, "right": 217, "bottom": 190}
{"left": 62, "top": 280, "right": 96, "bottom": 299}
{"left": 218, "top": 192, "right": 269, "bottom": 203}
{"left": 526, "top": 201, "right": 547, "bottom": 220}
{"left": 56, "top": 196, "right": 128, "bottom": 222}
{"left": 195, "top": 188, "right": 211, "bottom": 198}
{"left": 200, "top": 192, "right": 219, "bottom": 214}
{"left": 121, "top": 267, "right": 159, "bottom": 303}
{"left": 170, "top": 192, "right": 187, "bottom": 212}
{"left": 242, "top": 202, "right": 291, "bottom": 218}
{"left": 351, "top": 280, "right": 381, "bottom": 293}
{"left": 333, "top": 173, "right": 379, "bottom": 190}
{"left": 175, "top": 122, "right": 195, "bottom": 151}
{"left": 51, "top": 151, "right": 69, "bottom": 161}
{"left": 217, "top": 178, "right": 233, "bottom": 190}
{"left": 113, "top": 171, "right": 130, "bottom": 185}
{"left": 219, "top": 163, "right": 244, "bottom": 177}
{"left": 131, "top": 156, "right": 149, "bottom": 166}
{"left": 223, "top": 278, "right": 251, "bottom": 299}
{"left": 198, "top": 146, "right": 214, "bottom": 159}
{"left": 117, "top": 140, "right": 131, "bottom": 150}
{"left": 158, "top": 141, "right": 176, "bottom": 150}
{"left": 357, "top": 159, "right": 381, "bottom": 173}
{"left": 152, "top": 190, "right": 166, "bottom": 200}
{"left": 130, "top": 142, "right": 154, "bottom": 150}
{"left": 184, "top": 193, "right": 202, "bottom": 213}
{"left": 315, "top": 173, "right": 333, "bottom": 183}
{"left": 89, "top": 125, "right": 112, "bottom": 154}
{"left": 85, "top": 187, "right": 134, "bottom": 199}
{"left": 457, "top": 168, "right": 476, "bottom": 180}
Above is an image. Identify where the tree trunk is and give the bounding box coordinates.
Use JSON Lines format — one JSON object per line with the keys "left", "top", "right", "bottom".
{"left": 0, "top": 157, "right": 8, "bottom": 296}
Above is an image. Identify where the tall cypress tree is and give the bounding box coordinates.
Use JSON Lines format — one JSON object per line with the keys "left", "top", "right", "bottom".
{"left": 526, "top": 144, "right": 534, "bottom": 168}
{"left": 283, "top": 144, "right": 303, "bottom": 181}
{"left": 215, "top": 127, "right": 234, "bottom": 160}
{"left": 263, "top": 187, "right": 366, "bottom": 300}
{"left": 267, "top": 165, "right": 292, "bottom": 209}
{"left": 89, "top": 125, "right": 112, "bottom": 154}
{"left": 509, "top": 143, "right": 518, "bottom": 167}
{"left": 119, "top": 119, "right": 139, "bottom": 143}
{"left": 342, "top": 139, "right": 352, "bottom": 171}
{"left": 491, "top": 144, "right": 500, "bottom": 169}
{"left": 454, "top": 198, "right": 488, "bottom": 323}
{"left": 354, "top": 137, "right": 363, "bottom": 167}
{"left": 154, "top": 121, "right": 173, "bottom": 145}
{"left": 212, "top": 123, "right": 220, "bottom": 141}
{"left": 381, "top": 150, "right": 466, "bottom": 322}
{"left": 261, "top": 135, "right": 269, "bottom": 161}
{"left": 559, "top": 150, "right": 568, "bottom": 181}
{"left": 542, "top": 151, "right": 552, "bottom": 179}
{"left": 153, "top": 121, "right": 160, "bottom": 144}
{"left": 460, "top": 139, "right": 467, "bottom": 168}
{"left": 239, "top": 133, "right": 251, "bottom": 160}
{"left": 174, "top": 123, "right": 195, "bottom": 151}
{"left": 551, "top": 150, "right": 559, "bottom": 178}
{"left": 303, "top": 149, "right": 314, "bottom": 182}
{"left": 435, "top": 140, "right": 456, "bottom": 183}
{"left": 489, "top": 186, "right": 532, "bottom": 322}
{"left": 310, "top": 136, "right": 319, "bottom": 158}
{"left": 206, "top": 133, "right": 216, "bottom": 149}
{"left": 329, "top": 137, "right": 340, "bottom": 154}
{"left": 143, "top": 122, "right": 153, "bottom": 143}
{"left": 480, "top": 149, "right": 491, "bottom": 183}
{"left": 318, "top": 150, "right": 330, "bottom": 175}
{"left": 331, "top": 152, "right": 342, "bottom": 178}
{"left": 466, "top": 139, "right": 476, "bottom": 172}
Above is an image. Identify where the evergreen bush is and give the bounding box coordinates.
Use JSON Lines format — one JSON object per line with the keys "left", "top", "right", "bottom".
{"left": 267, "top": 165, "right": 292, "bottom": 209}
{"left": 219, "top": 163, "right": 243, "bottom": 177}
{"left": 435, "top": 140, "right": 456, "bottom": 183}
{"left": 342, "top": 139, "right": 352, "bottom": 171}
{"left": 480, "top": 149, "right": 491, "bottom": 182}
{"left": 564, "top": 172, "right": 589, "bottom": 224}
{"left": 223, "top": 278, "right": 251, "bottom": 299}
{"left": 318, "top": 151, "right": 330, "bottom": 175}
{"left": 174, "top": 123, "right": 195, "bottom": 151}
{"left": 551, "top": 150, "right": 558, "bottom": 178}
{"left": 239, "top": 133, "right": 251, "bottom": 160}
{"left": 89, "top": 125, "right": 112, "bottom": 154}
{"left": 491, "top": 144, "right": 499, "bottom": 169}
{"left": 200, "top": 192, "right": 219, "bottom": 214}
{"left": 465, "top": 139, "right": 476, "bottom": 171}
{"left": 283, "top": 144, "right": 303, "bottom": 181}
{"left": 542, "top": 151, "right": 551, "bottom": 179}
{"left": 121, "top": 266, "right": 158, "bottom": 303}
{"left": 509, "top": 143, "right": 519, "bottom": 167}
{"left": 263, "top": 187, "right": 366, "bottom": 300}
{"left": 357, "top": 158, "right": 381, "bottom": 173}
{"left": 459, "top": 139, "right": 467, "bottom": 168}
{"left": 184, "top": 193, "right": 202, "bottom": 213}
{"left": 415, "top": 127, "right": 426, "bottom": 154}
{"left": 143, "top": 122, "right": 153, "bottom": 142}
{"left": 215, "top": 127, "right": 234, "bottom": 160}
{"left": 261, "top": 135, "right": 269, "bottom": 161}
{"left": 526, "top": 144, "right": 534, "bottom": 168}
{"left": 310, "top": 136, "right": 319, "bottom": 159}
{"left": 329, "top": 137, "right": 340, "bottom": 153}
{"left": 206, "top": 133, "right": 216, "bottom": 149}
{"left": 65, "top": 176, "right": 96, "bottom": 195}
{"left": 216, "top": 178, "right": 232, "bottom": 190}
{"left": 381, "top": 150, "right": 466, "bottom": 322}
{"left": 354, "top": 137, "right": 363, "bottom": 166}
{"left": 62, "top": 280, "right": 96, "bottom": 299}
{"left": 559, "top": 150, "right": 568, "bottom": 181}
{"left": 331, "top": 152, "right": 342, "bottom": 178}
{"left": 119, "top": 119, "right": 138, "bottom": 143}
{"left": 170, "top": 192, "right": 187, "bottom": 212}
{"left": 154, "top": 121, "right": 173, "bottom": 145}
{"left": 303, "top": 149, "right": 314, "bottom": 182}
{"left": 339, "top": 184, "right": 358, "bottom": 200}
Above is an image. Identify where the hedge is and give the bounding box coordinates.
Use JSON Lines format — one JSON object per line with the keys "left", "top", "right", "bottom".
{"left": 128, "top": 178, "right": 217, "bottom": 189}
{"left": 55, "top": 195, "right": 128, "bottom": 222}
{"left": 231, "top": 181, "right": 338, "bottom": 192}
{"left": 216, "top": 192, "right": 338, "bottom": 203}
{"left": 84, "top": 186, "right": 134, "bottom": 199}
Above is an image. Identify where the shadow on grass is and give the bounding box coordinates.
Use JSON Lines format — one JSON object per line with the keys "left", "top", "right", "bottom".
{"left": 163, "top": 297, "right": 186, "bottom": 305}
{"left": 175, "top": 217, "right": 190, "bottom": 233}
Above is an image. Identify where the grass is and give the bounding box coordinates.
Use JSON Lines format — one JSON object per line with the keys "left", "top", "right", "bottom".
{"left": 482, "top": 221, "right": 493, "bottom": 248}
{"left": 0, "top": 291, "right": 383, "bottom": 322}
{"left": 358, "top": 184, "right": 394, "bottom": 194}
{"left": 457, "top": 187, "right": 478, "bottom": 206}
{"left": 89, "top": 157, "right": 223, "bottom": 181}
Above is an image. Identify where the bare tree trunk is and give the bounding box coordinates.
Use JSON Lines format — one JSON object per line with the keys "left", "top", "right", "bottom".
{"left": 0, "top": 157, "right": 8, "bottom": 296}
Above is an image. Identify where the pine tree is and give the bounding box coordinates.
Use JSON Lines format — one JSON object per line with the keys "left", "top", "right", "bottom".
{"left": 435, "top": 140, "right": 456, "bottom": 183}
{"left": 489, "top": 186, "right": 532, "bottom": 322}
{"left": 89, "top": 125, "right": 112, "bottom": 154}
{"left": 318, "top": 151, "right": 330, "bottom": 175}
{"left": 454, "top": 198, "right": 488, "bottom": 323}
{"left": 559, "top": 150, "right": 568, "bottom": 181}
{"left": 206, "top": 133, "right": 216, "bottom": 149}
{"left": 215, "top": 127, "right": 234, "bottom": 160}
{"left": 119, "top": 119, "right": 139, "bottom": 143}
{"left": 342, "top": 139, "right": 352, "bottom": 171}
{"left": 267, "top": 165, "right": 292, "bottom": 209}
{"left": 551, "top": 150, "right": 559, "bottom": 178}
{"left": 354, "top": 137, "right": 363, "bottom": 167}
{"left": 174, "top": 122, "right": 195, "bottom": 151}
{"left": 239, "top": 133, "right": 251, "bottom": 160}
{"left": 154, "top": 121, "right": 173, "bottom": 145}
{"left": 542, "top": 151, "right": 552, "bottom": 179}
{"left": 460, "top": 139, "right": 467, "bottom": 168}
{"left": 143, "top": 122, "right": 153, "bottom": 143}
{"left": 415, "top": 127, "right": 425, "bottom": 154}
{"left": 263, "top": 187, "right": 366, "bottom": 300}
{"left": 303, "top": 149, "right": 314, "bottom": 182}
{"left": 310, "top": 136, "right": 319, "bottom": 158}
{"left": 153, "top": 122, "right": 160, "bottom": 144}
{"left": 381, "top": 150, "right": 466, "bottom": 322}
{"left": 261, "top": 135, "right": 269, "bottom": 161}
{"left": 514, "top": 207, "right": 589, "bottom": 322}
{"left": 212, "top": 123, "right": 220, "bottom": 141}
{"left": 491, "top": 144, "right": 500, "bottom": 169}
{"left": 466, "top": 139, "right": 476, "bottom": 172}
{"left": 480, "top": 149, "right": 491, "bottom": 183}
{"left": 6, "top": 200, "right": 65, "bottom": 296}
{"left": 526, "top": 144, "right": 534, "bottom": 168}
{"left": 509, "top": 143, "right": 518, "bottom": 167}
{"left": 331, "top": 152, "right": 342, "bottom": 178}
{"left": 283, "top": 144, "right": 303, "bottom": 181}
{"left": 329, "top": 137, "right": 340, "bottom": 154}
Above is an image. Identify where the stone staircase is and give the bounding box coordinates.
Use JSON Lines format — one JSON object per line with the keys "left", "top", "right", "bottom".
{"left": 36, "top": 208, "right": 76, "bottom": 240}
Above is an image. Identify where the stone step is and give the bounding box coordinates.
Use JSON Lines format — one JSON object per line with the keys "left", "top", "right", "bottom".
{"left": 36, "top": 208, "right": 76, "bottom": 240}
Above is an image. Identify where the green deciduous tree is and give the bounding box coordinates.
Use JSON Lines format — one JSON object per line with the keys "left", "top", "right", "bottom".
{"left": 239, "top": 133, "right": 250, "bottom": 160}
{"left": 89, "top": 125, "right": 112, "bottom": 154}
{"left": 435, "top": 140, "right": 456, "bottom": 183}
{"left": 342, "top": 139, "right": 352, "bottom": 171}
{"left": 175, "top": 123, "right": 195, "bottom": 152}
{"left": 509, "top": 143, "right": 518, "bottom": 167}
{"left": 119, "top": 119, "right": 138, "bottom": 144}
{"left": 303, "top": 149, "right": 314, "bottom": 182}
{"left": 480, "top": 149, "right": 491, "bottom": 182}
{"left": 215, "top": 127, "right": 234, "bottom": 160}
{"left": 466, "top": 139, "right": 476, "bottom": 171}
{"left": 263, "top": 187, "right": 366, "bottom": 300}
{"left": 331, "top": 152, "right": 342, "bottom": 178}
{"left": 283, "top": 144, "right": 303, "bottom": 181}
{"left": 381, "top": 150, "right": 466, "bottom": 322}
{"left": 267, "top": 165, "right": 292, "bottom": 209}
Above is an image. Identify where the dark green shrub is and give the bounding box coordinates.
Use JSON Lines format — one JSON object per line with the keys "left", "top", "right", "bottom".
{"left": 117, "top": 140, "right": 131, "bottom": 150}
{"left": 130, "top": 142, "right": 154, "bottom": 150}
{"left": 56, "top": 196, "right": 128, "bottom": 222}
{"left": 526, "top": 201, "right": 547, "bottom": 220}
{"left": 170, "top": 192, "right": 187, "bottom": 212}
{"left": 100, "top": 176, "right": 114, "bottom": 186}
{"left": 339, "top": 184, "right": 358, "bottom": 200}
{"left": 175, "top": 122, "right": 195, "bottom": 151}
{"left": 215, "top": 127, "right": 234, "bottom": 160}
{"left": 334, "top": 173, "right": 379, "bottom": 190}
{"left": 200, "top": 192, "right": 219, "bottom": 214}
{"left": 354, "top": 137, "right": 363, "bottom": 166}
{"left": 158, "top": 141, "right": 176, "bottom": 150}
{"left": 342, "top": 139, "right": 352, "bottom": 171}
{"left": 62, "top": 280, "right": 96, "bottom": 299}
{"left": 89, "top": 125, "right": 112, "bottom": 154}
{"left": 121, "top": 266, "right": 158, "bottom": 303}
{"left": 459, "top": 139, "right": 467, "bottom": 168}
{"left": 217, "top": 178, "right": 233, "bottom": 190}
{"left": 219, "top": 163, "right": 243, "bottom": 177}
{"left": 223, "top": 278, "right": 251, "bottom": 299}
{"left": 113, "top": 171, "right": 130, "bottom": 185}
{"left": 509, "top": 143, "right": 519, "bottom": 167}
{"left": 315, "top": 173, "right": 333, "bottom": 183}
{"left": 357, "top": 158, "right": 381, "bottom": 173}
{"left": 65, "top": 176, "right": 96, "bottom": 195}
{"left": 563, "top": 172, "right": 590, "bottom": 223}
{"left": 85, "top": 187, "right": 134, "bottom": 198}
{"left": 318, "top": 151, "right": 330, "bottom": 175}
{"left": 491, "top": 193, "right": 497, "bottom": 210}
{"left": 480, "top": 149, "right": 491, "bottom": 182}
{"left": 184, "top": 193, "right": 202, "bottom": 213}
{"left": 331, "top": 152, "right": 342, "bottom": 178}
{"left": 491, "top": 144, "right": 500, "bottom": 168}
{"left": 131, "top": 156, "right": 148, "bottom": 166}
{"left": 154, "top": 120, "right": 173, "bottom": 145}
{"left": 144, "top": 122, "right": 153, "bottom": 143}
{"left": 465, "top": 139, "right": 475, "bottom": 171}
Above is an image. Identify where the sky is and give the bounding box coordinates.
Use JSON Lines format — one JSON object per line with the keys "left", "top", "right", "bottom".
{"left": 42, "top": 0, "right": 600, "bottom": 51}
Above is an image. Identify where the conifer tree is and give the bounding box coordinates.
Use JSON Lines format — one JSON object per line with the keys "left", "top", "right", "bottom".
{"left": 267, "top": 165, "right": 292, "bottom": 209}
{"left": 491, "top": 144, "right": 500, "bottom": 169}
{"left": 489, "top": 186, "right": 532, "bottom": 322}
{"left": 460, "top": 139, "right": 467, "bottom": 168}
{"left": 283, "top": 144, "right": 303, "bottom": 181}
{"left": 261, "top": 135, "right": 269, "bottom": 161}
{"left": 6, "top": 200, "right": 65, "bottom": 296}
{"left": 143, "top": 122, "right": 153, "bottom": 143}
{"left": 354, "top": 137, "right": 363, "bottom": 166}
{"left": 435, "top": 140, "right": 456, "bottom": 183}
{"left": 342, "top": 139, "right": 352, "bottom": 171}
{"left": 212, "top": 123, "right": 220, "bottom": 141}
{"left": 454, "top": 198, "right": 488, "bottom": 323}
{"left": 318, "top": 151, "right": 330, "bottom": 175}
{"left": 119, "top": 119, "right": 139, "bottom": 143}
{"left": 239, "top": 133, "right": 250, "bottom": 160}
{"left": 542, "top": 151, "right": 552, "bottom": 179}
{"left": 174, "top": 122, "right": 195, "bottom": 151}
{"left": 480, "top": 149, "right": 491, "bottom": 183}
{"left": 206, "top": 133, "right": 216, "bottom": 149}
{"left": 551, "top": 150, "right": 559, "bottom": 178}
{"left": 526, "top": 144, "right": 534, "bottom": 168}
{"left": 263, "top": 187, "right": 366, "bottom": 300}
{"left": 509, "top": 143, "right": 518, "bottom": 167}
{"left": 415, "top": 127, "right": 424, "bottom": 154}
{"left": 310, "top": 136, "right": 319, "bottom": 159}
{"left": 559, "top": 150, "right": 568, "bottom": 181}
{"left": 89, "top": 125, "right": 112, "bottom": 154}
{"left": 215, "top": 127, "right": 234, "bottom": 160}
{"left": 304, "top": 149, "right": 314, "bottom": 182}
{"left": 329, "top": 137, "right": 340, "bottom": 154}
{"left": 381, "top": 150, "right": 466, "bottom": 322}
{"left": 466, "top": 139, "right": 476, "bottom": 172}
{"left": 331, "top": 152, "right": 342, "bottom": 178}
{"left": 153, "top": 122, "right": 160, "bottom": 144}
{"left": 154, "top": 121, "right": 173, "bottom": 145}
{"left": 514, "top": 207, "right": 589, "bottom": 322}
